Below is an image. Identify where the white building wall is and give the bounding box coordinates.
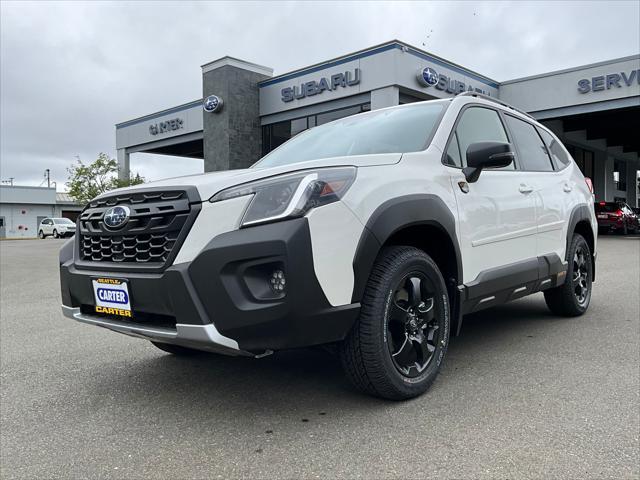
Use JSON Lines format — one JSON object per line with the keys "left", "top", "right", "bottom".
{"left": 0, "top": 204, "right": 55, "bottom": 238}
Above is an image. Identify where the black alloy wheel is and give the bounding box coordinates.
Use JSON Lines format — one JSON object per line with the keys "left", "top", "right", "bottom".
{"left": 340, "top": 246, "right": 450, "bottom": 400}
{"left": 572, "top": 245, "right": 590, "bottom": 307}
{"left": 544, "top": 233, "right": 592, "bottom": 317}
{"left": 387, "top": 273, "right": 441, "bottom": 377}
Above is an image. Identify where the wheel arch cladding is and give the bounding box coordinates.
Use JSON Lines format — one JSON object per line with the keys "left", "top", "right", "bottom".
{"left": 567, "top": 204, "right": 596, "bottom": 281}
{"left": 351, "top": 194, "right": 464, "bottom": 335}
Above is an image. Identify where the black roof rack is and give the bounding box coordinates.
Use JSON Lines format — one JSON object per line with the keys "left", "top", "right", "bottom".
{"left": 456, "top": 91, "right": 535, "bottom": 119}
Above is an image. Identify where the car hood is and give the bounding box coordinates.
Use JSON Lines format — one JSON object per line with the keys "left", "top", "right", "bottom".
{"left": 105, "top": 153, "right": 402, "bottom": 201}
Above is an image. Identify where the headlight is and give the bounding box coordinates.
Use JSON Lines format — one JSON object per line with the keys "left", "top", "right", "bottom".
{"left": 211, "top": 167, "right": 357, "bottom": 227}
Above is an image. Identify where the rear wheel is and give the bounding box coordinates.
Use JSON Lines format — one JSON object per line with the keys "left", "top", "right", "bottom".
{"left": 151, "top": 342, "right": 203, "bottom": 356}
{"left": 544, "top": 233, "right": 592, "bottom": 316}
{"left": 340, "top": 246, "right": 450, "bottom": 400}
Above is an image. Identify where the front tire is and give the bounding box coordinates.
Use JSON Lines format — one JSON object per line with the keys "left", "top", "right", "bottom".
{"left": 53, "top": 229, "right": 59, "bottom": 239}
{"left": 39, "top": 230, "right": 45, "bottom": 239}
{"left": 544, "top": 233, "right": 592, "bottom": 316}
{"left": 151, "top": 342, "right": 202, "bottom": 356}
{"left": 340, "top": 246, "right": 450, "bottom": 400}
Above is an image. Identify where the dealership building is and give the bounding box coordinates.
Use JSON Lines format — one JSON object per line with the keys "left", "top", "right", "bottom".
{"left": 0, "top": 186, "right": 83, "bottom": 239}
{"left": 116, "top": 40, "right": 640, "bottom": 206}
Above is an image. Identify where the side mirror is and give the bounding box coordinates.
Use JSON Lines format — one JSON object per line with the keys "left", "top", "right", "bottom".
{"left": 463, "top": 142, "right": 515, "bottom": 183}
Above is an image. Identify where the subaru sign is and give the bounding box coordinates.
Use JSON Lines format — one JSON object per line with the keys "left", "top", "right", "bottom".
{"left": 417, "top": 67, "right": 439, "bottom": 87}
{"left": 204, "top": 95, "right": 223, "bottom": 113}
{"left": 281, "top": 68, "right": 361, "bottom": 102}
{"left": 416, "top": 65, "right": 492, "bottom": 96}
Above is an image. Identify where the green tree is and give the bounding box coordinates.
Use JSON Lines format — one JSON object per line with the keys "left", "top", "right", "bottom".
{"left": 66, "top": 153, "right": 144, "bottom": 204}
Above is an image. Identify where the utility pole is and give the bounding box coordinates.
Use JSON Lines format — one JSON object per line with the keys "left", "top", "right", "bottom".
{"left": 1, "top": 177, "right": 14, "bottom": 186}
{"left": 44, "top": 169, "right": 50, "bottom": 188}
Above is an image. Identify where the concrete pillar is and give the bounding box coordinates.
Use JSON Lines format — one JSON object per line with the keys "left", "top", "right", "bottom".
{"left": 370, "top": 86, "right": 400, "bottom": 110}
{"left": 201, "top": 57, "right": 273, "bottom": 172}
{"left": 604, "top": 155, "right": 615, "bottom": 201}
{"left": 626, "top": 158, "right": 639, "bottom": 207}
{"left": 592, "top": 150, "right": 607, "bottom": 201}
{"left": 117, "top": 149, "right": 130, "bottom": 181}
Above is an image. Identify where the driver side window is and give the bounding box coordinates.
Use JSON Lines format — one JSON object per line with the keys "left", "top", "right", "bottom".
{"left": 453, "top": 107, "right": 514, "bottom": 170}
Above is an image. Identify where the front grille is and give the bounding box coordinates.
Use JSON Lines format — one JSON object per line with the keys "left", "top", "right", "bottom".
{"left": 77, "top": 189, "right": 200, "bottom": 270}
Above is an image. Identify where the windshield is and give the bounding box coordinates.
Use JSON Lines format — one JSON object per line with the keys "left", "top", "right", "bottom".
{"left": 53, "top": 218, "right": 75, "bottom": 225}
{"left": 253, "top": 102, "right": 446, "bottom": 169}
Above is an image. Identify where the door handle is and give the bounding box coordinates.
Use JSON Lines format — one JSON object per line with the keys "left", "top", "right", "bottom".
{"left": 519, "top": 184, "right": 533, "bottom": 194}
{"left": 563, "top": 183, "right": 572, "bottom": 193}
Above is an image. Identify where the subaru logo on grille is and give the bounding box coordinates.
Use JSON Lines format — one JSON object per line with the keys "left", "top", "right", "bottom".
{"left": 103, "top": 206, "right": 130, "bottom": 229}
{"left": 417, "top": 67, "right": 439, "bottom": 87}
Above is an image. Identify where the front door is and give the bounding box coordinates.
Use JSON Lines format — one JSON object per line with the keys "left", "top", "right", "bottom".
{"left": 445, "top": 106, "right": 537, "bottom": 283}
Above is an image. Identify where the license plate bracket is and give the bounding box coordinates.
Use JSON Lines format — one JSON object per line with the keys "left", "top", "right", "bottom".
{"left": 92, "top": 278, "right": 132, "bottom": 317}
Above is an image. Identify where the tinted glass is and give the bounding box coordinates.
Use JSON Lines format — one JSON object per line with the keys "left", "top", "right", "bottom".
{"left": 444, "top": 132, "right": 462, "bottom": 167}
{"left": 54, "top": 218, "right": 74, "bottom": 224}
{"left": 505, "top": 115, "right": 554, "bottom": 172}
{"left": 254, "top": 103, "right": 446, "bottom": 168}
{"left": 538, "top": 129, "right": 571, "bottom": 170}
{"left": 456, "top": 107, "right": 512, "bottom": 170}
{"left": 595, "top": 203, "right": 620, "bottom": 213}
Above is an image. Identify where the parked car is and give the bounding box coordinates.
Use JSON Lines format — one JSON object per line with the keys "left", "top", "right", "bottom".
{"left": 59, "top": 93, "right": 597, "bottom": 400}
{"left": 594, "top": 201, "right": 639, "bottom": 235}
{"left": 39, "top": 217, "right": 76, "bottom": 239}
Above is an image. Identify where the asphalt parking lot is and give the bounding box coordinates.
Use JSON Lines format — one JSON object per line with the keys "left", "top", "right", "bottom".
{"left": 1, "top": 236, "right": 638, "bottom": 479}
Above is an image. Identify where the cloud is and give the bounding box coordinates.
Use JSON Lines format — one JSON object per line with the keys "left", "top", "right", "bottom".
{"left": 1, "top": 0, "right": 638, "bottom": 190}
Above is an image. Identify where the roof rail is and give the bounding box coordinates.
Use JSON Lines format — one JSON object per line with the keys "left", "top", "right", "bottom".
{"left": 456, "top": 91, "right": 535, "bottom": 119}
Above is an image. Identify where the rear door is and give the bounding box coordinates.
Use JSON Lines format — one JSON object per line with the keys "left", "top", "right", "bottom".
{"left": 445, "top": 105, "right": 537, "bottom": 283}
{"left": 502, "top": 114, "right": 567, "bottom": 260}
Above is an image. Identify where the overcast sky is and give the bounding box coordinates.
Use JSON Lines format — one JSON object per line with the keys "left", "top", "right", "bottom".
{"left": 1, "top": 0, "right": 639, "bottom": 190}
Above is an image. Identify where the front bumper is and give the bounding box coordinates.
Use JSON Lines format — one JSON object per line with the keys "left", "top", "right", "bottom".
{"left": 60, "top": 217, "right": 360, "bottom": 355}
{"left": 61, "top": 305, "right": 250, "bottom": 356}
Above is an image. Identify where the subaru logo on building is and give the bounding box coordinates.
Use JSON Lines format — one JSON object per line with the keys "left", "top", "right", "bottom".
{"left": 417, "top": 67, "right": 439, "bottom": 87}
{"left": 103, "top": 206, "right": 130, "bottom": 229}
{"left": 203, "top": 95, "right": 223, "bottom": 113}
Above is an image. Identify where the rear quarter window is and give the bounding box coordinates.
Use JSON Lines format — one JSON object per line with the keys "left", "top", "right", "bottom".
{"left": 538, "top": 128, "right": 571, "bottom": 170}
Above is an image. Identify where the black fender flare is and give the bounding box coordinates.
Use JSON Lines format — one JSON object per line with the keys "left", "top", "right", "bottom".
{"left": 351, "top": 194, "right": 464, "bottom": 334}
{"left": 566, "top": 203, "right": 596, "bottom": 280}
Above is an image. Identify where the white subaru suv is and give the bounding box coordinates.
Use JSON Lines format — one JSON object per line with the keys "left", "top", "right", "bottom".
{"left": 60, "top": 93, "right": 597, "bottom": 400}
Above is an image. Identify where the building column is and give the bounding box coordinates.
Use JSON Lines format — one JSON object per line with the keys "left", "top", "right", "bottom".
{"left": 201, "top": 57, "right": 273, "bottom": 172}
{"left": 627, "top": 158, "right": 639, "bottom": 207}
{"left": 604, "top": 155, "right": 616, "bottom": 202}
{"left": 592, "top": 150, "right": 607, "bottom": 201}
{"left": 117, "top": 148, "right": 130, "bottom": 181}
{"left": 370, "top": 86, "right": 400, "bottom": 110}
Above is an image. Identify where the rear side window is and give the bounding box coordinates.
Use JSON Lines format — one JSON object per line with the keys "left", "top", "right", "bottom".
{"left": 505, "top": 115, "right": 554, "bottom": 172}
{"left": 538, "top": 128, "right": 571, "bottom": 170}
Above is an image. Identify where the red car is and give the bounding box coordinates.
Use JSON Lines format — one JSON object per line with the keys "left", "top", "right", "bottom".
{"left": 595, "top": 201, "right": 639, "bottom": 235}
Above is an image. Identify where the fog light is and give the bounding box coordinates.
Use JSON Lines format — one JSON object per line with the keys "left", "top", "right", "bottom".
{"left": 269, "top": 270, "right": 286, "bottom": 293}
